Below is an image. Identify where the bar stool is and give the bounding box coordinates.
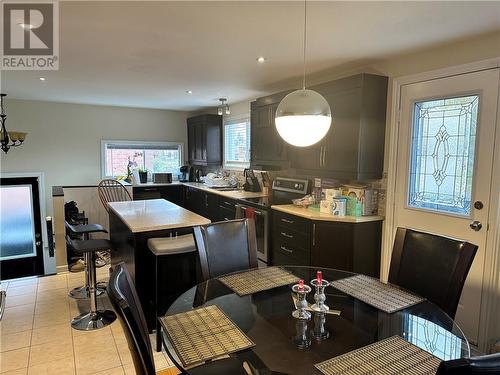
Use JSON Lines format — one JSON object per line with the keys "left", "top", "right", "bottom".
{"left": 147, "top": 234, "right": 198, "bottom": 351}
{"left": 66, "top": 236, "right": 117, "bottom": 330}
{"left": 65, "top": 221, "right": 108, "bottom": 299}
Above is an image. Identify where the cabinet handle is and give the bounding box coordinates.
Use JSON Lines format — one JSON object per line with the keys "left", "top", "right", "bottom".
{"left": 323, "top": 147, "right": 327, "bottom": 167}
{"left": 205, "top": 195, "right": 208, "bottom": 207}
{"left": 312, "top": 223, "right": 316, "bottom": 246}
{"left": 281, "top": 218, "right": 294, "bottom": 224}
{"left": 281, "top": 232, "right": 294, "bottom": 239}
{"left": 280, "top": 245, "right": 293, "bottom": 254}
{"left": 319, "top": 146, "right": 323, "bottom": 167}
{"left": 224, "top": 217, "right": 229, "bottom": 221}
{"left": 143, "top": 188, "right": 157, "bottom": 192}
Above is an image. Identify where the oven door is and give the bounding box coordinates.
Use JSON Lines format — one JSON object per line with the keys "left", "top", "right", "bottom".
{"left": 235, "top": 204, "right": 268, "bottom": 264}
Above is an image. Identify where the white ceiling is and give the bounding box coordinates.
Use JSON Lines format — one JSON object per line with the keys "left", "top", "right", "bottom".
{"left": 3, "top": 1, "right": 500, "bottom": 111}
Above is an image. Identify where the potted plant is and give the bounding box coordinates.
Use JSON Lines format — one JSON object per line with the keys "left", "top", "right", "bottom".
{"left": 138, "top": 168, "right": 148, "bottom": 183}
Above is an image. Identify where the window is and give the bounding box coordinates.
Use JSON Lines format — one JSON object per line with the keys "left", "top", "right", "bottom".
{"left": 101, "top": 141, "right": 183, "bottom": 179}
{"left": 408, "top": 95, "right": 479, "bottom": 216}
{"left": 223, "top": 117, "right": 250, "bottom": 169}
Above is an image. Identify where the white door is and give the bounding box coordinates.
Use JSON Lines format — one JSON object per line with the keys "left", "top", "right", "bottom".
{"left": 394, "top": 68, "right": 499, "bottom": 344}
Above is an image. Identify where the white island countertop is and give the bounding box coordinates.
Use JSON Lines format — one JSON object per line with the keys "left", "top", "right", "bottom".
{"left": 108, "top": 199, "right": 211, "bottom": 233}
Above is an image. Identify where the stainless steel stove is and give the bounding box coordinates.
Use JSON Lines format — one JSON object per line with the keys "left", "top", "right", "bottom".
{"left": 236, "top": 177, "right": 310, "bottom": 264}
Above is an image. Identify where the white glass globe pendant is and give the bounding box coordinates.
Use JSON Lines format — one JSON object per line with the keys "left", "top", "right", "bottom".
{"left": 275, "top": 0, "right": 332, "bottom": 147}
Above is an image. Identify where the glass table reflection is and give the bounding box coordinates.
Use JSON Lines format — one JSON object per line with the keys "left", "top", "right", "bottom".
{"left": 161, "top": 266, "right": 470, "bottom": 375}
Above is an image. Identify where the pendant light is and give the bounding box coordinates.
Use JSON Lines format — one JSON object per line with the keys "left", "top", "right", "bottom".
{"left": 275, "top": 0, "right": 331, "bottom": 147}
{"left": 217, "top": 98, "right": 230, "bottom": 116}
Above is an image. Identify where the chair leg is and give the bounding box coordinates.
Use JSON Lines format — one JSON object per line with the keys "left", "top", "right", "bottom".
{"left": 71, "top": 251, "right": 116, "bottom": 331}
{"left": 156, "top": 320, "right": 162, "bottom": 352}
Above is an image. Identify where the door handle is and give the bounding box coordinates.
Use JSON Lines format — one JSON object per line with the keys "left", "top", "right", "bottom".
{"left": 470, "top": 221, "right": 482, "bottom": 231}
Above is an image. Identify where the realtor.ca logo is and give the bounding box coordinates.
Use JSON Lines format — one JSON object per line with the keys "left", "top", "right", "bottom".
{"left": 1, "top": 1, "right": 59, "bottom": 70}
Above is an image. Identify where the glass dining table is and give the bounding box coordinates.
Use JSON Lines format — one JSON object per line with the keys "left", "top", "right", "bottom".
{"left": 161, "top": 266, "right": 470, "bottom": 375}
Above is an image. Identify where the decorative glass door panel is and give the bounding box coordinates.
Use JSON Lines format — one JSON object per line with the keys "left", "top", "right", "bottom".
{"left": 408, "top": 95, "right": 479, "bottom": 216}
{"left": 394, "top": 69, "right": 499, "bottom": 345}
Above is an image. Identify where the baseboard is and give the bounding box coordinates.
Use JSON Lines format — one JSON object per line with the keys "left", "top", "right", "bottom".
{"left": 56, "top": 264, "right": 68, "bottom": 274}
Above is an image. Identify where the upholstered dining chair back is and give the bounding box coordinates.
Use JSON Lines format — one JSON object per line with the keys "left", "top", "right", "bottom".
{"left": 193, "top": 219, "right": 258, "bottom": 281}
{"left": 98, "top": 179, "right": 132, "bottom": 212}
{"left": 388, "top": 227, "right": 477, "bottom": 318}
{"left": 436, "top": 352, "right": 500, "bottom": 374}
{"left": 107, "top": 263, "right": 156, "bottom": 375}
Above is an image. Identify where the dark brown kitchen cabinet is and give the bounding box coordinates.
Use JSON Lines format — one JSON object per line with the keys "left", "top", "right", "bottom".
{"left": 250, "top": 91, "right": 292, "bottom": 170}
{"left": 290, "top": 73, "right": 388, "bottom": 180}
{"left": 271, "top": 210, "right": 381, "bottom": 277}
{"left": 187, "top": 114, "right": 222, "bottom": 166}
{"left": 132, "top": 185, "right": 184, "bottom": 206}
{"left": 184, "top": 186, "right": 204, "bottom": 214}
{"left": 218, "top": 198, "right": 237, "bottom": 221}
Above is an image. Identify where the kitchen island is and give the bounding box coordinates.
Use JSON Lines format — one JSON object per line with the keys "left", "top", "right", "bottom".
{"left": 108, "top": 198, "right": 210, "bottom": 330}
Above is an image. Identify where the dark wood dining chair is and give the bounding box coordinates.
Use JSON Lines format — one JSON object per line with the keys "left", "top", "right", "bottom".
{"left": 193, "top": 219, "right": 258, "bottom": 281}
{"left": 107, "top": 263, "right": 179, "bottom": 375}
{"left": 436, "top": 352, "right": 500, "bottom": 374}
{"left": 98, "top": 179, "right": 132, "bottom": 212}
{"left": 388, "top": 227, "right": 478, "bottom": 318}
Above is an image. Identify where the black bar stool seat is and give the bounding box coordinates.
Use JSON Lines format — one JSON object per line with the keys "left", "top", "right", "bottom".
{"left": 66, "top": 221, "right": 108, "bottom": 299}
{"left": 67, "top": 236, "right": 116, "bottom": 331}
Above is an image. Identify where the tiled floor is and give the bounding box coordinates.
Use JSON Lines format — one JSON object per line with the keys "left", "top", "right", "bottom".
{"left": 0, "top": 267, "right": 177, "bottom": 374}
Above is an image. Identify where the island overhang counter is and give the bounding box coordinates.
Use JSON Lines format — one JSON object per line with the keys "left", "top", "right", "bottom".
{"left": 108, "top": 198, "right": 210, "bottom": 330}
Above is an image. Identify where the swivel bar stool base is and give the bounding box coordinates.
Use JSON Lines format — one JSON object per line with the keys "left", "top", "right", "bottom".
{"left": 71, "top": 310, "right": 117, "bottom": 330}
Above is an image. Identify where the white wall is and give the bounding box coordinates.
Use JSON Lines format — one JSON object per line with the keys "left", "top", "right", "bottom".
{"left": 0, "top": 100, "right": 189, "bottom": 215}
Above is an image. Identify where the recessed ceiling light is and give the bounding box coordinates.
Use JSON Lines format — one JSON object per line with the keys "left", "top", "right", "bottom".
{"left": 256, "top": 56, "right": 266, "bottom": 63}
{"left": 18, "top": 23, "right": 34, "bottom": 29}
{"left": 39, "top": 77, "right": 46, "bottom": 81}
{"left": 185, "top": 90, "right": 193, "bottom": 94}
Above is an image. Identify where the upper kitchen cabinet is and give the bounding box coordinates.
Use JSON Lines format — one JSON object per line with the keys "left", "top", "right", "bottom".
{"left": 187, "top": 114, "right": 222, "bottom": 166}
{"left": 250, "top": 91, "right": 292, "bottom": 170}
{"left": 290, "top": 73, "right": 388, "bottom": 180}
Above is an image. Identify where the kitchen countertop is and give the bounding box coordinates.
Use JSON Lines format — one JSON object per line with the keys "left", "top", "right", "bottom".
{"left": 271, "top": 204, "right": 384, "bottom": 223}
{"left": 108, "top": 198, "right": 211, "bottom": 233}
{"left": 133, "top": 181, "right": 269, "bottom": 200}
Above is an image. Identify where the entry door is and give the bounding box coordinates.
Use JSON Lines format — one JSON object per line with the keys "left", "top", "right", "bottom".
{"left": 394, "top": 69, "right": 499, "bottom": 344}
{"left": 0, "top": 177, "right": 44, "bottom": 280}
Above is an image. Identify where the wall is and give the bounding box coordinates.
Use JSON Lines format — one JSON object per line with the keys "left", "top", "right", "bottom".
{"left": 0, "top": 100, "right": 189, "bottom": 215}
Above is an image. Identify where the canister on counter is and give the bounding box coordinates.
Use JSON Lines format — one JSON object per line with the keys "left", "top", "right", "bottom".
{"left": 331, "top": 197, "right": 347, "bottom": 216}
{"left": 320, "top": 200, "right": 333, "bottom": 214}
{"left": 324, "top": 188, "right": 342, "bottom": 201}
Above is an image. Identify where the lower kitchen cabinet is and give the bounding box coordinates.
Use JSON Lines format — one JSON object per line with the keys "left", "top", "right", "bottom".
{"left": 132, "top": 185, "right": 184, "bottom": 206}
{"left": 272, "top": 211, "right": 382, "bottom": 277}
{"left": 218, "top": 198, "right": 237, "bottom": 221}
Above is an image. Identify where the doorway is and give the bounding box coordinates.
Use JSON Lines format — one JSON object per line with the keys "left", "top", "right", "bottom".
{"left": 392, "top": 68, "right": 500, "bottom": 345}
{"left": 0, "top": 177, "right": 45, "bottom": 280}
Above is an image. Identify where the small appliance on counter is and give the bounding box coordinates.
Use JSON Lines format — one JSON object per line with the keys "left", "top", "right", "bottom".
{"left": 179, "top": 166, "right": 189, "bottom": 182}
{"left": 243, "top": 169, "right": 261, "bottom": 192}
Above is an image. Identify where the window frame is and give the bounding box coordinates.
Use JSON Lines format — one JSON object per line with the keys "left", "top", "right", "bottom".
{"left": 222, "top": 114, "right": 251, "bottom": 170}
{"left": 100, "top": 140, "right": 184, "bottom": 179}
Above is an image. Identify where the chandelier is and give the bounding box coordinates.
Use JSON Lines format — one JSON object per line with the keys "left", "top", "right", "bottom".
{"left": 217, "top": 98, "right": 230, "bottom": 116}
{"left": 1, "top": 94, "right": 27, "bottom": 154}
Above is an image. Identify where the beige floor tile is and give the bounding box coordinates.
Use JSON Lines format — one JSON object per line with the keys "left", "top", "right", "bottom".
{"left": 6, "top": 286, "right": 37, "bottom": 297}
{"left": 1, "top": 369, "right": 27, "bottom": 375}
{"left": 4, "top": 294, "right": 36, "bottom": 309}
{"left": 34, "top": 300, "right": 70, "bottom": 316}
{"left": 0, "top": 331, "right": 32, "bottom": 352}
{"left": 27, "top": 357, "right": 75, "bottom": 375}
{"left": 37, "top": 280, "right": 68, "bottom": 292}
{"left": 122, "top": 364, "right": 136, "bottom": 375}
{"left": 0, "top": 316, "right": 33, "bottom": 335}
{"left": 91, "top": 366, "right": 125, "bottom": 375}
{"left": 0, "top": 347, "right": 29, "bottom": 373}
{"left": 116, "top": 343, "right": 134, "bottom": 366}
{"left": 38, "top": 274, "right": 67, "bottom": 284}
{"left": 2, "top": 305, "right": 34, "bottom": 320}
{"left": 28, "top": 340, "right": 74, "bottom": 367}
{"left": 75, "top": 346, "right": 122, "bottom": 375}
{"left": 73, "top": 329, "right": 115, "bottom": 353}
{"left": 32, "top": 312, "right": 70, "bottom": 329}
{"left": 7, "top": 278, "right": 37, "bottom": 287}
{"left": 31, "top": 323, "right": 72, "bottom": 346}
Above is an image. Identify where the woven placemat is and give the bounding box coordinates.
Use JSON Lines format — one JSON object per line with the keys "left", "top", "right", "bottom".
{"left": 218, "top": 267, "right": 300, "bottom": 296}
{"left": 331, "top": 275, "right": 425, "bottom": 313}
{"left": 160, "top": 305, "right": 255, "bottom": 368}
{"left": 315, "top": 335, "right": 441, "bottom": 375}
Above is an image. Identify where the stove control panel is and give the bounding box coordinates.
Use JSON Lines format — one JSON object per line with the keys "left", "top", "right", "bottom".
{"left": 272, "top": 177, "right": 310, "bottom": 195}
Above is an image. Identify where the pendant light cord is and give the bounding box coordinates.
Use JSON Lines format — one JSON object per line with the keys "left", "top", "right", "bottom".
{"left": 302, "top": 0, "right": 307, "bottom": 90}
